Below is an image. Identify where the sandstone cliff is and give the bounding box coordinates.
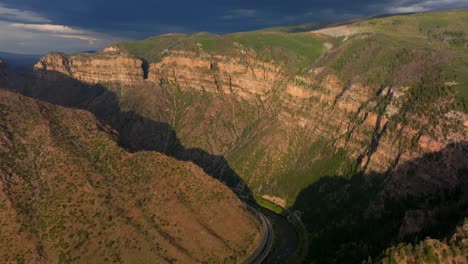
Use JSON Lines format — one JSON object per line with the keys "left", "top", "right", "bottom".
{"left": 148, "top": 50, "right": 284, "bottom": 100}
{"left": 34, "top": 48, "right": 146, "bottom": 84}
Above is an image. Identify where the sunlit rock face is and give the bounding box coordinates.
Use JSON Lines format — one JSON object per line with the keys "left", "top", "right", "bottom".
{"left": 34, "top": 51, "right": 146, "bottom": 84}
{"left": 34, "top": 41, "right": 467, "bottom": 203}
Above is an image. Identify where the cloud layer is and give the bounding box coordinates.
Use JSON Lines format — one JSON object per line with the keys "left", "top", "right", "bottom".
{"left": 0, "top": 0, "right": 467, "bottom": 54}
{"left": 385, "top": 0, "right": 468, "bottom": 13}
{"left": 0, "top": 3, "right": 49, "bottom": 23}
{"left": 0, "top": 2, "right": 122, "bottom": 54}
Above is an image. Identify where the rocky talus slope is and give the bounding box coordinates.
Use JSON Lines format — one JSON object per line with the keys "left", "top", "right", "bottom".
{"left": 0, "top": 89, "right": 260, "bottom": 263}
{"left": 12, "top": 10, "right": 468, "bottom": 263}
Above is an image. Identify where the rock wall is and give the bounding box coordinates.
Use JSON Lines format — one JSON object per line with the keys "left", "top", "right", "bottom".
{"left": 148, "top": 51, "right": 284, "bottom": 100}
{"left": 34, "top": 49, "right": 284, "bottom": 100}
{"left": 34, "top": 49, "right": 145, "bottom": 84}
{"left": 33, "top": 45, "right": 468, "bottom": 201}
{"left": 280, "top": 67, "right": 467, "bottom": 173}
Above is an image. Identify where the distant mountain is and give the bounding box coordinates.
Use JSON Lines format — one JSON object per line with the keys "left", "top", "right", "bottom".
{"left": 0, "top": 51, "right": 41, "bottom": 71}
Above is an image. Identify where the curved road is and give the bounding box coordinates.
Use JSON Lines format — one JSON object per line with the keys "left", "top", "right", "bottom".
{"left": 242, "top": 206, "right": 274, "bottom": 264}
{"left": 242, "top": 203, "right": 300, "bottom": 264}
{"left": 259, "top": 207, "right": 299, "bottom": 264}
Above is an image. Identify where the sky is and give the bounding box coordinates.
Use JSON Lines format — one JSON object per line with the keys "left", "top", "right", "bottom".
{"left": 0, "top": 0, "right": 467, "bottom": 54}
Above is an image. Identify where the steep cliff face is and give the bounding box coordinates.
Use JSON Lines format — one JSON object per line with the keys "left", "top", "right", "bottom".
{"left": 148, "top": 50, "right": 284, "bottom": 100}
{"left": 34, "top": 49, "right": 284, "bottom": 101}
{"left": 280, "top": 67, "right": 467, "bottom": 173}
{"left": 34, "top": 48, "right": 146, "bottom": 84}
{"left": 0, "top": 58, "right": 5, "bottom": 78}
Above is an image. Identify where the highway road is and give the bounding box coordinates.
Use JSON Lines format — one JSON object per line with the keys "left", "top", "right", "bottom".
{"left": 241, "top": 202, "right": 301, "bottom": 264}
{"left": 259, "top": 207, "right": 299, "bottom": 263}
{"left": 242, "top": 206, "right": 275, "bottom": 264}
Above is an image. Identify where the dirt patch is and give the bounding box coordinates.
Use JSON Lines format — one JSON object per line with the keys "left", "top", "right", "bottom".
{"left": 311, "top": 25, "right": 364, "bottom": 37}
{"left": 262, "top": 195, "right": 287, "bottom": 208}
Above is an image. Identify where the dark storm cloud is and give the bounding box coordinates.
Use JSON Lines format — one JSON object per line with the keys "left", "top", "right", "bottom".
{"left": 3, "top": 0, "right": 468, "bottom": 36}
{"left": 0, "top": 0, "right": 467, "bottom": 53}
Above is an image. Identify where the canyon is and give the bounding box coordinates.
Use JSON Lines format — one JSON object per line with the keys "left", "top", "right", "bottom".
{"left": 1, "top": 9, "right": 467, "bottom": 263}
{"left": 32, "top": 23, "right": 467, "bottom": 204}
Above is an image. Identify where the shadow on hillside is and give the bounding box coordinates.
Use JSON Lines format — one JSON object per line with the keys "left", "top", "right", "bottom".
{"left": 292, "top": 141, "right": 468, "bottom": 263}
{"left": 4, "top": 70, "right": 253, "bottom": 200}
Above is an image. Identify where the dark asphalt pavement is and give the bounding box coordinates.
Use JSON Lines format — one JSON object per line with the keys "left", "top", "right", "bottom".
{"left": 257, "top": 206, "right": 299, "bottom": 264}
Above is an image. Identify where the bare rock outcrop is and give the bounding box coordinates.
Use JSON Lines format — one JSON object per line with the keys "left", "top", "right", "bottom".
{"left": 34, "top": 51, "right": 146, "bottom": 84}
{"left": 148, "top": 50, "right": 284, "bottom": 100}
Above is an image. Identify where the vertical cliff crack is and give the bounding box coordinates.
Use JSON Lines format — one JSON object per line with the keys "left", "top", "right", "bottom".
{"left": 141, "top": 59, "right": 149, "bottom": 79}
